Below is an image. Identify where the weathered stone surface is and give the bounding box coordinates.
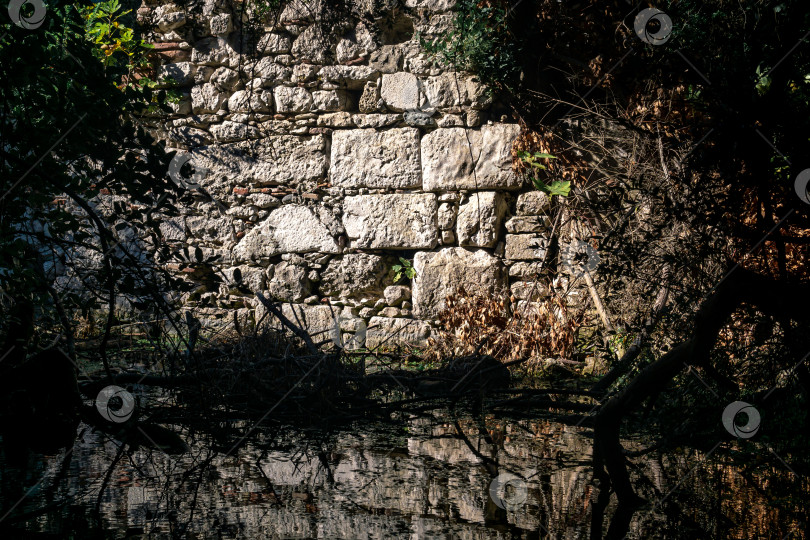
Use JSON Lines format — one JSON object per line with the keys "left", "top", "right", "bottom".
{"left": 155, "top": 6, "right": 186, "bottom": 32}
{"left": 191, "top": 83, "right": 227, "bottom": 113}
{"left": 210, "top": 121, "right": 261, "bottom": 142}
{"left": 191, "top": 37, "right": 238, "bottom": 67}
{"left": 343, "top": 194, "right": 438, "bottom": 249}
{"left": 516, "top": 190, "right": 550, "bottom": 215}
{"left": 508, "top": 261, "right": 544, "bottom": 279}
{"left": 365, "top": 317, "right": 432, "bottom": 349}
{"left": 358, "top": 82, "right": 383, "bottom": 113}
{"left": 209, "top": 13, "right": 232, "bottom": 35}
{"left": 380, "top": 72, "right": 421, "bottom": 111}
{"left": 233, "top": 205, "right": 340, "bottom": 262}
{"left": 456, "top": 192, "right": 507, "bottom": 248}
{"left": 312, "top": 90, "right": 351, "bottom": 112}
{"left": 247, "top": 58, "right": 291, "bottom": 86}
{"left": 210, "top": 66, "right": 240, "bottom": 90}
{"left": 194, "top": 135, "right": 328, "bottom": 188}
{"left": 437, "top": 202, "right": 456, "bottom": 230}
{"left": 224, "top": 265, "right": 265, "bottom": 292}
{"left": 384, "top": 285, "right": 411, "bottom": 306}
{"left": 505, "top": 234, "right": 549, "bottom": 261}
{"left": 291, "top": 25, "right": 331, "bottom": 64}
{"left": 274, "top": 86, "right": 313, "bottom": 113}
{"left": 330, "top": 128, "right": 421, "bottom": 188}
{"left": 422, "top": 72, "right": 490, "bottom": 109}
{"left": 336, "top": 21, "right": 376, "bottom": 63}
{"left": 257, "top": 33, "right": 292, "bottom": 54}
{"left": 422, "top": 124, "right": 521, "bottom": 190}
{"left": 159, "top": 62, "right": 195, "bottom": 86}
{"left": 318, "top": 65, "right": 378, "bottom": 90}
{"left": 505, "top": 215, "right": 548, "bottom": 233}
{"left": 404, "top": 0, "right": 456, "bottom": 11}
{"left": 510, "top": 280, "right": 548, "bottom": 302}
{"left": 368, "top": 44, "right": 402, "bottom": 74}
{"left": 265, "top": 304, "right": 339, "bottom": 337}
{"left": 267, "top": 261, "right": 310, "bottom": 302}
{"left": 412, "top": 248, "right": 507, "bottom": 319}
{"left": 227, "top": 89, "right": 273, "bottom": 113}
{"left": 320, "top": 253, "right": 390, "bottom": 298}
{"left": 351, "top": 113, "right": 400, "bottom": 128}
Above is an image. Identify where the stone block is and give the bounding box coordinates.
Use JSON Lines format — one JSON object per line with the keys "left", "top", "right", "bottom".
{"left": 422, "top": 72, "right": 490, "bottom": 109}
{"left": 330, "top": 128, "right": 421, "bottom": 189}
{"left": 343, "top": 194, "right": 438, "bottom": 249}
{"left": 422, "top": 124, "right": 521, "bottom": 190}
{"left": 233, "top": 205, "right": 340, "bottom": 262}
{"left": 412, "top": 248, "right": 506, "bottom": 318}
{"left": 516, "top": 191, "right": 550, "bottom": 215}
{"left": 320, "top": 253, "right": 391, "bottom": 298}
{"left": 365, "top": 317, "right": 433, "bottom": 349}
{"left": 274, "top": 86, "right": 313, "bottom": 113}
{"left": 380, "top": 72, "right": 421, "bottom": 111}
{"left": 504, "top": 234, "right": 549, "bottom": 260}
{"left": 456, "top": 191, "right": 507, "bottom": 248}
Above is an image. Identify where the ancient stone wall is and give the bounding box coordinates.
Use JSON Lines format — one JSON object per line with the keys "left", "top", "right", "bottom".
{"left": 140, "top": 0, "right": 551, "bottom": 345}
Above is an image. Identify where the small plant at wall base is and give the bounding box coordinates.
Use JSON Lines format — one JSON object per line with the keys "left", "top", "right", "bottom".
{"left": 518, "top": 150, "right": 570, "bottom": 197}
{"left": 392, "top": 258, "right": 416, "bottom": 283}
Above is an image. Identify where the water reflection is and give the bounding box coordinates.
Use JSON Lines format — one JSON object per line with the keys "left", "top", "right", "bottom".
{"left": 0, "top": 404, "right": 806, "bottom": 539}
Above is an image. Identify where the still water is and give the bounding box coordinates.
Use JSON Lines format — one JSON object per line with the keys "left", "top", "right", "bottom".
{"left": 0, "top": 398, "right": 805, "bottom": 539}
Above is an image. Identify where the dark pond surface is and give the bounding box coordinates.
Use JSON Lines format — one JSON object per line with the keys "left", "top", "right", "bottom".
{"left": 0, "top": 394, "right": 806, "bottom": 539}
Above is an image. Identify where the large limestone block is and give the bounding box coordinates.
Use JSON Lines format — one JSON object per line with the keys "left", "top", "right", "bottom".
{"left": 366, "top": 317, "right": 433, "bottom": 349}
{"left": 412, "top": 248, "right": 506, "bottom": 319}
{"left": 233, "top": 205, "right": 340, "bottom": 262}
{"left": 422, "top": 124, "right": 521, "bottom": 190}
{"left": 320, "top": 253, "right": 391, "bottom": 298}
{"left": 422, "top": 72, "right": 490, "bottom": 109}
{"left": 343, "top": 194, "right": 438, "bottom": 249}
{"left": 380, "top": 72, "right": 421, "bottom": 111}
{"left": 330, "top": 128, "right": 421, "bottom": 189}
{"left": 456, "top": 192, "right": 507, "bottom": 247}
{"left": 193, "top": 135, "right": 328, "bottom": 190}
{"left": 504, "top": 234, "right": 549, "bottom": 261}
